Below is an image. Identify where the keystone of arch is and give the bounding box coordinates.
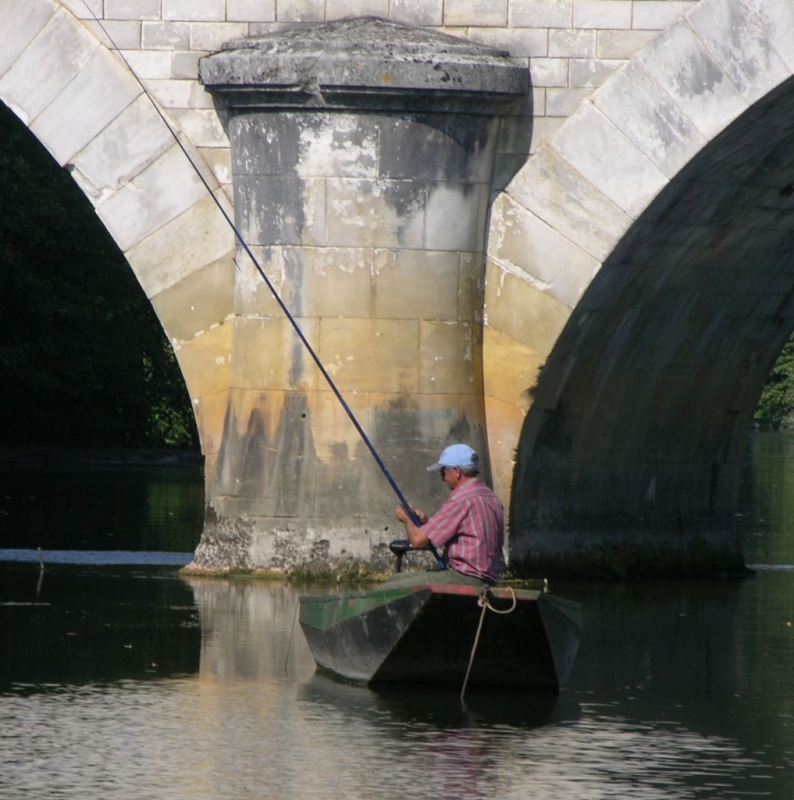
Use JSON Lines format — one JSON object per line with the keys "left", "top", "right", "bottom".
{"left": 483, "top": 0, "right": 794, "bottom": 501}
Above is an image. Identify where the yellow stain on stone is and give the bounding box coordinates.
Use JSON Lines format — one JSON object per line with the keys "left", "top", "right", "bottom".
{"left": 484, "top": 258, "right": 571, "bottom": 356}
{"left": 318, "top": 318, "right": 420, "bottom": 393}
{"left": 174, "top": 321, "right": 233, "bottom": 400}
{"left": 152, "top": 256, "right": 235, "bottom": 344}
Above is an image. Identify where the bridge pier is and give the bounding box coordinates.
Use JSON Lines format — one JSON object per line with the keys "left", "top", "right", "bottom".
{"left": 189, "top": 17, "right": 526, "bottom": 573}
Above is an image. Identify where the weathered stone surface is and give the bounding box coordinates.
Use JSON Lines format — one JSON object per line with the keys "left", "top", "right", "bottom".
{"left": 0, "top": 0, "right": 56, "bottom": 77}
{"left": 0, "top": 9, "right": 98, "bottom": 125}
{"left": 31, "top": 49, "right": 141, "bottom": 165}
{"left": 190, "top": 16, "right": 521, "bottom": 572}
{"left": 199, "top": 16, "right": 528, "bottom": 109}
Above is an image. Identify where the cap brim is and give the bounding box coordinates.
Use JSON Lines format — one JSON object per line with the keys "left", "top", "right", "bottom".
{"left": 426, "top": 462, "right": 443, "bottom": 472}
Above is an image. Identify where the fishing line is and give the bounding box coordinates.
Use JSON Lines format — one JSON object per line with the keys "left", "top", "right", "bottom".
{"left": 79, "top": 3, "right": 444, "bottom": 566}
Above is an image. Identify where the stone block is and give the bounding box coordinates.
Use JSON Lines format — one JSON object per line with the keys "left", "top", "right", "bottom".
{"left": 190, "top": 23, "right": 250, "bottom": 52}
{"left": 492, "top": 154, "right": 531, "bottom": 190}
{"left": 162, "top": 0, "right": 225, "bottom": 21}
{"left": 467, "top": 28, "right": 549, "bottom": 58}
{"left": 484, "top": 260, "right": 571, "bottom": 356}
{"left": 425, "top": 183, "right": 487, "bottom": 252}
{"left": 170, "top": 109, "right": 229, "bottom": 148}
{"left": 126, "top": 192, "right": 235, "bottom": 297}
{"left": 227, "top": 0, "right": 277, "bottom": 22}
{"left": 636, "top": 19, "right": 747, "bottom": 140}
{"left": 372, "top": 250, "right": 460, "bottom": 321}
{"left": 151, "top": 256, "right": 235, "bottom": 344}
{"left": 174, "top": 321, "right": 233, "bottom": 399}
{"left": 325, "top": 178, "right": 382, "bottom": 248}
{"left": 0, "top": 10, "right": 98, "bottom": 125}
{"left": 569, "top": 58, "right": 623, "bottom": 88}
{"left": 327, "top": 0, "right": 390, "bottom": 21}
{"left": 498, "top": 111, "right": 535, "bottom": 155}
{"left": 238, "top": 175, "right": 325, "bottom": 246}
{"left": 318, "top": 319, "right": 420, "bottom": 393}
{"left": 509, "top": 0, "right": 573, "bottom": 28}
{"left": 97, "top": 143, "right": 211, "bottom": 252}
{"left": 0, "top": 0, "right": 55, "bottom": 78}
{"left": 389, "top": 0, "right": 443, "bottom": 26}
{"left": 229, "top": 113, "right": 300, "bottom": 176}
{"left": 489, "top": 193, "right": 598, "bottom": 307}
{"left": 105, "top": 0, "right": 161, "bottom": 20}
{"left": 483, "top": 326, "right": 544, "bottom": 412}
{"left": 444, "top": 0, "right": 508, "bottom": 27}
{"left": 59, "top": 0, "right": 101, "bottom": 19}
{"left": 529, "top": 116, "right": 564, "bottom": 153}
{"left": 290, "top": 247, "right": 373, "bottom": 318}
{"left": 366, "top": 392, "right": 489, "bottom": 460}
{"left": 172, "top": 51, "right": 202, "bottom": 80}
{"left": 744, "top": 0, "right": 794, "bottom": 72}
{"left": 192, "top": 389, "right": 228, "bottom": 456}
{"left": 276, "top": 0, "right": 325, "bottom": 22}
{"left": 632, "top": 1, "right": 696, "bottom": 31}
{"left": 142, "top": 22, "right": 190, "bottom": 50}
{"left": 71, "top": 94, "right": 173, "bottom": 197}
{"left": 83, "top": 21, "right": 142, "bottom": 50}
{"left": 529, "top": 57, "right": 568, "bottom": 87}
{"left": 592, "top": 59, "right": 709, "bottom": 179}
{"left": 597, "top": 29, "right": 656, "bottom": 59}
{"left": 419, "top": 321, "right": 482, "bottom": 395}
{"left": 549, "top": 28, "right": 596, "bottom": 58}
{"left": 148, "top": 79, "right": 194, "bottom": 108}
{"left": 545, "top": 87, "right": 591, "bottom": 116}
{"left": 303, "top": 389, "right": 372, "bottom": 461}
{"left": 687, "top": 0, "right": 791, "bottom": 105}
{"left": 233, "top": 246, "right": 288, "bottom": 318}
{"left": 297, "top": 114, "right": 380, "bottom": 179}
{"left": 378, "top": 115, "right": 497, "bottom": 184}
{"left": 229, "top": 316, "right": 321, "bottom": 391}
{"left": 457, "top": 251, "right": 483, "bottom": 319}
{"left": 573, "top": 0, "right": 632, "bottom": 29}
{"left": 120, "top": 50, "right": 172, "bottom": 80}
{"left": 483, "top": 388, "right": 527, "bottom": 464}
{"left": 32, "top": 49, "right": 141, "bottom": 166}
{"left": 508, "top": 145, "right": 632, "bottom": 261}
{"left": 550, "top": 102, "right": 669, "bottom": 219}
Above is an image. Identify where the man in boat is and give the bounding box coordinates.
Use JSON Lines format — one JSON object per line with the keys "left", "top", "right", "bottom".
{"left": 395, "top": 444, "right": 505, "bottom": 584}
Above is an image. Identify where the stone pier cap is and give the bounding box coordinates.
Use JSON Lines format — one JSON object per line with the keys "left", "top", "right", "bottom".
{"left": 199, "top": 16, "right": 528, "bottom": 112}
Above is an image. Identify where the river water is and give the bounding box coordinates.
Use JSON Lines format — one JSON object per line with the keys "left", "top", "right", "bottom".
{"left": 1, "top": 435, "right": 794, "bottom": 799}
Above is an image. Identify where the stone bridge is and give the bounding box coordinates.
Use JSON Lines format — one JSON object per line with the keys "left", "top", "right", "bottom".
{"left": 2, "top": 0, "right": 793, "bottom": 577}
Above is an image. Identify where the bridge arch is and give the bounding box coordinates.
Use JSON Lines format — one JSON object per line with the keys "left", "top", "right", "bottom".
{"left": 0, "top": 0, "right": 235, "bottom": 486}
{"left": 4, "top": 0, "right": 794, "bottom": 575}
{"left": 487, "top": 0, "right": 794, "bottom": 575}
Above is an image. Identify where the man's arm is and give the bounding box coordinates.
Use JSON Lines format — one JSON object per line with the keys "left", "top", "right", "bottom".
{"left": 395, "top": 506, "right": 430, "bottom": 549}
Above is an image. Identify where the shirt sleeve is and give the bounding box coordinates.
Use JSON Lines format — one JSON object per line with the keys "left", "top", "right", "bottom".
{"left": 422, "top": 497, "right": 468, "bottom": 548}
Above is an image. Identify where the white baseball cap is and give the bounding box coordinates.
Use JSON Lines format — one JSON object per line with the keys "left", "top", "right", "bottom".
{"left": 426, "top": 444, "right": 479, "bottom": 472}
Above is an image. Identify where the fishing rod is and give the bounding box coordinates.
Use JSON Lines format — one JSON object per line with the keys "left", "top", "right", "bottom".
{"left": 80, "top": 4, "right": 445, "bottom": 569}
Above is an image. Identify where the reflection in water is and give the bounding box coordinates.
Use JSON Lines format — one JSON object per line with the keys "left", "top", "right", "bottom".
{"left": 1, "top": 432, "right": 794, "bottom": 797}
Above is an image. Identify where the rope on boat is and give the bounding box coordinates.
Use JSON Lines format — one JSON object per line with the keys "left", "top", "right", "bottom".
{"left": 460, "top": 587, "right": 517, "bottom": 702}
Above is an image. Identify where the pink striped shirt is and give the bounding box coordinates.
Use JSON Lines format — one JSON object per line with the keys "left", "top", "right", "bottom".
{"left": 423, "top": 479, "right": 505, "bottom": 583}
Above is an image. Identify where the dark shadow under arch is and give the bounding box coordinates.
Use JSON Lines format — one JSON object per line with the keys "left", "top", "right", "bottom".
{"left": 0, "top": 100, "right": 197, "bottom": 449}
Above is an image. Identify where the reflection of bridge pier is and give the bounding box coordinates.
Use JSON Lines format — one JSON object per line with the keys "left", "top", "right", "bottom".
{"left": 184, "top": 577, "right": 315, "bottom": 681}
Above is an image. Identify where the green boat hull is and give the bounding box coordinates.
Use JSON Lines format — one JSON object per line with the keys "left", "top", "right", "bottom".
{"left": 299, "top": 577, "right": 582, "bottom": 691}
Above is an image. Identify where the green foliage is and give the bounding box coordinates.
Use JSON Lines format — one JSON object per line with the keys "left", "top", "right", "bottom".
{"left": 0, "top": 102, "right": 198, "bottom": 448}
{"left": 755, "top": 335, "right": 794, "bottom": 430}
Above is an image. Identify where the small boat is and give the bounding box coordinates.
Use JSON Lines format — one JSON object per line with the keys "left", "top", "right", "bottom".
{"left": 299, "top": 570, "right": 582, "bottom": 692}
